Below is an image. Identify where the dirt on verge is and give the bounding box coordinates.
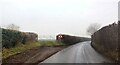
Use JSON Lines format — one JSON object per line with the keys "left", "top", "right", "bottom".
{"left": 2, "top": 45, "right": 67, "bottom": 65}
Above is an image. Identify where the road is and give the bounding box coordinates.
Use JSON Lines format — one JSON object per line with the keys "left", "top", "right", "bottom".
{"left": 41, "top": 41, "right": 112, "bottom": 63}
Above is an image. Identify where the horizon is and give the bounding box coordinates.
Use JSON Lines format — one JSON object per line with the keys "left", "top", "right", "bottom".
{"left": 0, "top": 0, "right": 119, "bottom": 39}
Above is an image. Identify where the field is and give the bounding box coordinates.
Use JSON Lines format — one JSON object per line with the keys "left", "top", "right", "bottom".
{"left": 39, "top": 40, "right": 64, "bottom": 46}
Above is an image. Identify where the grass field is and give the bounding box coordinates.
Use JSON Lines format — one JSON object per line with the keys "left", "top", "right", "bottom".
{"left": 2, "top": 40, "right": 64, "bottom": 59}
{"left": 39, "top": 40, "right": 64, "bottom": 46}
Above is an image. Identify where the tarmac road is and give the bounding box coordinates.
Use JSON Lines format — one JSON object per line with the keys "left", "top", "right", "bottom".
{"left": 41, "top": 41, "right": 112, "bottom": 63}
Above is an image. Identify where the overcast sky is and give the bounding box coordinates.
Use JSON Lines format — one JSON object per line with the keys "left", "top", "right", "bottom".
{"left": 0, "top": 0, "right": 119, "bottom": 39}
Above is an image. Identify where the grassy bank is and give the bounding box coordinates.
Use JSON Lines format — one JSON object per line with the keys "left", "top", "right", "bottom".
{"left": 39, "top": 40, "right": 64, "bottom": 46}
{"left": 2, "top": 42, "right": 41, "bottom": 59}
{"left": 2, "top": 40, "right": 64, "bottom": 59}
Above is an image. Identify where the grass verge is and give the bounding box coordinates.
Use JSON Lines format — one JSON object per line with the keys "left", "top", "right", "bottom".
{"left": 2, "top": 41, "right": 41, "bottom": 59}
{"left": 2, "top": 40, "right": 64, "bottom": 59}
{"left": 39, "top": 40, "right": 64, "bottom": 46}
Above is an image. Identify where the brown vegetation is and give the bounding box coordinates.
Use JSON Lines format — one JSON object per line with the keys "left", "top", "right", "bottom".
{"left": 2, "top": 46, "right": 67, "bottom": 65}
{"left": 91, "top": 22, "right": 118, "bottom": 62}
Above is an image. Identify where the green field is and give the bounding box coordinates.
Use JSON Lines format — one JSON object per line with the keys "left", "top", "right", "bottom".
{"left": 39, "top": 40, "right": 64, "bottom": 46}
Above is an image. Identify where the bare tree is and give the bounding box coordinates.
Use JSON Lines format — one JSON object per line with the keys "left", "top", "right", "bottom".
{"left": 6, "top": 24, "right": 20, "bottom": 30}
{"left": 87, "top": 23, "right": 101, "bottom": 35}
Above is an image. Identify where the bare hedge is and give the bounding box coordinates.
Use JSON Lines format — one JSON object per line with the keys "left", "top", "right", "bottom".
{"left": 91, "top": 22, "right": 118, "bottom": 61}
{"left": 118, "top": 21, "right": 120, "bottom": 62}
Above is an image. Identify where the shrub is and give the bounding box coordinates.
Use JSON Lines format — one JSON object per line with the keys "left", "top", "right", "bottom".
{"left": 2, "top": 28, "right": 38, "bottom": 48}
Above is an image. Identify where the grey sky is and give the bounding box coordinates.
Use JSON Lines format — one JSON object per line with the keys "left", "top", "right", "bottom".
{"left": 0, "top": 0, "right": 119, "bottom": 39}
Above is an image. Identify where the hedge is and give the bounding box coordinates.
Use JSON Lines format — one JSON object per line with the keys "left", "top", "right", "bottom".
{"left": 2, "top": 28, "right": 38, "bottom": 48}
{"left": 91, "top": 23, "right": 118, "bottom": 61}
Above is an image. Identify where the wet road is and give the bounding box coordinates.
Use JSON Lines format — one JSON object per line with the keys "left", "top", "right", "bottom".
{"left": 41, "top": 41, "right": 111, "bottom": 63}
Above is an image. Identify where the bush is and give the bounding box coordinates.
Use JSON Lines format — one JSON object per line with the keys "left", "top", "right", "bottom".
{"left": 2, "top": 28, "right": 38, "bottom": 48}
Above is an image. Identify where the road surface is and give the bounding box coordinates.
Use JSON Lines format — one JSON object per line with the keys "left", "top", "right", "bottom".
{"left": 40, "top": 41, "right": 112, "bottom": 63}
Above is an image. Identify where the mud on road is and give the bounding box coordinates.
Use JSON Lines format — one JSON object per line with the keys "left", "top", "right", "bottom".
{"left": 2, "top": 45, "right": 67, "bottom": 65}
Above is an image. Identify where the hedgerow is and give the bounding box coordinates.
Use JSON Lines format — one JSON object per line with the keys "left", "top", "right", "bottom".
{"left": 2, "top": 28, "right": 38, "bottom": 48}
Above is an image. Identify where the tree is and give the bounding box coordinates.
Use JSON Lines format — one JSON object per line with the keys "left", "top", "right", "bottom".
{"left": 87, "top": 23, "right": 101, "bottom": 35}
{"left": 6, "top": 24, "right": 20, "bottom": 30}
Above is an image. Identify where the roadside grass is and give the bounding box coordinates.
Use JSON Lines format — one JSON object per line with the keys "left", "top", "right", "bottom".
{"left": 39, "top": 40, "right": 64, "bottom": 46}
{"left": 0, "top": 52, "right": 1, "bottom": 63}
{"left": 2, "top": 40, "right": 64, "bottom": 59}
{"left": 2, "top": 41, "right": 41, "bottom": 59}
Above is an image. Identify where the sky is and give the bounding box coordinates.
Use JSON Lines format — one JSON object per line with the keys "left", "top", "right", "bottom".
{"left": 0, "top": 0, "right": 119, "bottom": 39}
